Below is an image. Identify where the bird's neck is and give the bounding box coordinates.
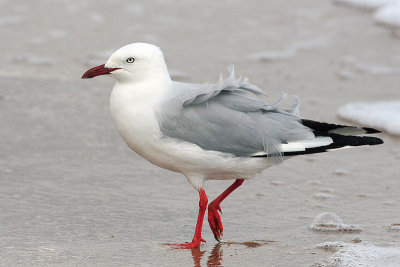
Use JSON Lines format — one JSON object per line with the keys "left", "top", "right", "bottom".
{"left": 112, "top": 77, "right": 171, "bottom": 105}
{"left": 109, "top": 77, "right": 171, "bottom": 133}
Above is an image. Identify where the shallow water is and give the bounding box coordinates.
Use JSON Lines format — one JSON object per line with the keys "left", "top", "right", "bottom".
{"left": 1, "top": 0, "right": 400, "bottom": 266}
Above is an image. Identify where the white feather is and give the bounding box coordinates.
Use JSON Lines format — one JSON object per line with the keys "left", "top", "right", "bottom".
{"left": 279, "top": 136, "right": 333, "bottom": 152}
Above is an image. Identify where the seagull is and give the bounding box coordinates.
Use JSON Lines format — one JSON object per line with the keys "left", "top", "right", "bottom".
{"left": 82, "top": 43, "right": 383, "bottom": 249}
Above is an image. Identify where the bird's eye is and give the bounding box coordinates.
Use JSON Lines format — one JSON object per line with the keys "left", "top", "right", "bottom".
{"left": 126, "top": 57, "right": 135, "bottom": 63}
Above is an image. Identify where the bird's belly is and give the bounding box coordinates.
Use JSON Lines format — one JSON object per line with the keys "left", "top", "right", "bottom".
{"left": 152, "top": 137, "right": 281, "bottom": 179}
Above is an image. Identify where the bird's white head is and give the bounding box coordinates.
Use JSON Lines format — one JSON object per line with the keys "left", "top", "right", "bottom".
{"left": 82, "top": 43, "right": 170, "bottom": 83}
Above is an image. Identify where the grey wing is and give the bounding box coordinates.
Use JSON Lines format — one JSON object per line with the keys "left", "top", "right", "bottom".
{"left": 157, "top": 67, "right": 314, "bottom": 158}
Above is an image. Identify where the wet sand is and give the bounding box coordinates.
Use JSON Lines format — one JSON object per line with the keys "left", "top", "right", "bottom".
{"left": 1, "top": 0, "right": 399, "bottom": 266}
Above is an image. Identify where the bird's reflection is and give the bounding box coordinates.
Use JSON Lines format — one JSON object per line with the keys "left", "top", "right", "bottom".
{"left": 190, "top": 246, "right": 205, "bottom": 267}
{"left": 190, "top": 243, "right": 223, "bottom": 267}
{"left": 188, "top": 240, "right": 272, "bottom": 266}
{"left": 207, "top": 243, "right": 223, "bottom": 266}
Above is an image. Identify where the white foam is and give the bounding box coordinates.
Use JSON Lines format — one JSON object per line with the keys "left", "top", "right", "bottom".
{"left": 337, "top": 101, "right": 400, "bottom": 136}
{"left": 374, "top": 2, "right": 400, "bottom": 27}
{"left": 309, "top": 212, "right": 362, "bottom": 232}
{"left": 333, "top": 0, "right": 400, "bottom": 31}
{"left": 317, "top": 241, "right": 345, "bottom": 251}
{"left": 316, "top": 241, "right": 400, "bottom": 267}
{"left": 332, "top": 0, "right": 398, "bottom": 10}
{"left": 387, "top": 223, "right": 400, "bottom": 231}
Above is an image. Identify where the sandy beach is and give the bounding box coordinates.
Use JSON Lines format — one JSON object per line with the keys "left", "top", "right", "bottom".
{"left": 1, "top": 0, "right": 400, "bottom": 266}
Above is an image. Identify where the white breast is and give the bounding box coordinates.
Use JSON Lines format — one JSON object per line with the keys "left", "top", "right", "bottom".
{"left": 109, "top": 82, "right": 189, "bottom": 173}
{"left": 110, "top": 83, "right": 160, "bottom": 155}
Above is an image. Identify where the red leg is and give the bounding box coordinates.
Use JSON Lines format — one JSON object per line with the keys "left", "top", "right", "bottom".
{"left": 208, "top": 179, "right": 244, "bottom": 241}
{"left": 168, "top": 188, "right": 208, "bottom": 249}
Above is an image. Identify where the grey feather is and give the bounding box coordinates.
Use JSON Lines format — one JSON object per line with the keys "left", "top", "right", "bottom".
{"left": 157, "top": 67, "right": 314, "bottom": 158}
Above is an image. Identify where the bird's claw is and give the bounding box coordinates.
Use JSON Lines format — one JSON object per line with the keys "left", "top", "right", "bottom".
{"left": 208, "top": 202, "right": 224, "bottom": 241}
{"left": 214, "top": 233, "right": 222, "bottom": 242}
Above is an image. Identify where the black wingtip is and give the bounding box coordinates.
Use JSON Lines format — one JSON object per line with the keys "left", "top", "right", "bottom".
{"left": 301, "top": 119, "right": 383, "bottom": 135}
{"left": 341, "top": 135, "right": 384, "bottom": 146}
{"left": 373, "top": 137, "right": 384, "bottom": 145}
{"left": 363, "top": 127, "right": 381, "bottom": 134}
{"left": 334, "top": 135, "right": 384, "bottom": 146}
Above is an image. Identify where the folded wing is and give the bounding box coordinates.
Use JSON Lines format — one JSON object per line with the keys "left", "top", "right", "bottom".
{"left": 157, "top": 68, "right": 382, "bottom": 159}
{"left": 158, "top": 68, "right": 314, "bottom": 158}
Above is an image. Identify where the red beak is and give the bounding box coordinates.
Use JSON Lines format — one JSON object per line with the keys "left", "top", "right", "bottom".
{"left": 81, "top": 64, "right": 120, "bottom": 79}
